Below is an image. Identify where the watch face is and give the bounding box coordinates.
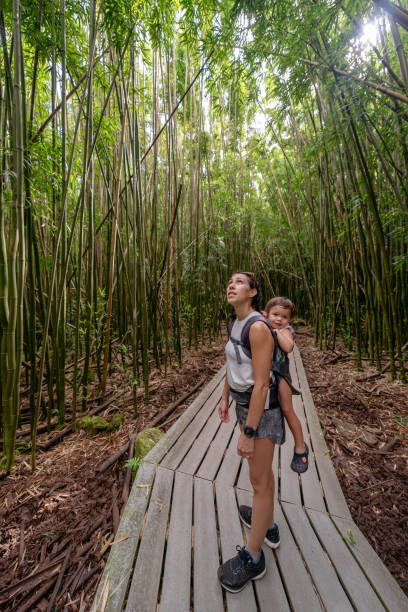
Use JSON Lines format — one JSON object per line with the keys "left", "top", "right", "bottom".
{"left": 244, "top": 426, "right": 256, "bottom": 438}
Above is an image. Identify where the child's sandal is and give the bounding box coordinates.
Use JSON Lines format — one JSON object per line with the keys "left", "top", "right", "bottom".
{"left": 291, "top": 443, "right": 309, "bottom": 473}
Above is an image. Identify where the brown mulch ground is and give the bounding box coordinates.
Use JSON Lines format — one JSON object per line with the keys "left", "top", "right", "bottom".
{"left": 1, "top": 328, "right": 407, "bottom": 610}
{"left": 296, "top": 327, "right": 408, "bottom": 596}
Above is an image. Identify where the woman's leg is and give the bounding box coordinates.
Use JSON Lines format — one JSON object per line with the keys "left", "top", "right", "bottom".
{"left": 247, "top": 437, "right": 275, "bottom": 553}
{"left": 279, "top": 379, "right": 305, "bottom": 453}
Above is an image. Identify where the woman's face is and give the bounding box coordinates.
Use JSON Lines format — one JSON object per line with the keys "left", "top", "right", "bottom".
{"left": 227, "top": 273, "right": 256, "bottom": 307}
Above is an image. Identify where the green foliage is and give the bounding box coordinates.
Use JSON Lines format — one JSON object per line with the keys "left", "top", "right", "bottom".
{"left": 1, "top": 0, "right": 407, "bottom": 474}
{"left": 347, "top": 528, "right": 356, "bottom": 546}
{"left": 124, "top": 455, "right": 141, "bottom": 478}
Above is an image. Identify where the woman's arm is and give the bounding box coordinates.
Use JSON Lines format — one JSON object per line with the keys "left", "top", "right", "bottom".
{"left": 219, "top": 376, "right": 230, "bottom": 422}
{"left": 275, "top": 328, "right": 294, "bottom": 353}
{"left": 245, "top": 322, "right": 274, "bottom": 429}
{"left": 237, "top": 322, "right": 273, "bottom": 458}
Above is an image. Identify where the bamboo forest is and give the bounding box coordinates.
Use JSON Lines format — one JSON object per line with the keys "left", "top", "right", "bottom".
{"left": 0, "top": 0, "right": 407, "bottom": 608}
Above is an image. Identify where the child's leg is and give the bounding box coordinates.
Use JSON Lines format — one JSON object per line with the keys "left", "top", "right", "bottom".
{"left": 279, "top": 379, "right": 305, "bottom": 453}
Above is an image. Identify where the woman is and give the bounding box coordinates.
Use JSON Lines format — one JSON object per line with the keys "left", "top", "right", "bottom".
{"left": 217, "top": 271, "right": 285, "bottom": 593}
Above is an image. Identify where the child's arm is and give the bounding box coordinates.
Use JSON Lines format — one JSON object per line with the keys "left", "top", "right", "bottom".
{"left": 275, "top": 328, "right": 294, "bottom": 353}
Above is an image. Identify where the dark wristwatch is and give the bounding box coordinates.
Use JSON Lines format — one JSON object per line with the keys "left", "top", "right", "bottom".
{"left": 243, "top": 425, "right": 256, "bottom": 438}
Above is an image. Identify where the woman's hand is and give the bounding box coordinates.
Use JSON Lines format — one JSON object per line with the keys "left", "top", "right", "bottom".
{"left": 237, "top": 432, "right": 255, "bottom": 459}
{"left": 218, "top": 397, "right": 230, "bottom": 423}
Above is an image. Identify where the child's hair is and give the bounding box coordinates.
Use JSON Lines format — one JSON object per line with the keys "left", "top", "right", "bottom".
{"left": 264, "top": 296, "right": 295, "bottom": 317}
{"left": 232, "top": 271, "right": 262, "bottom": 311}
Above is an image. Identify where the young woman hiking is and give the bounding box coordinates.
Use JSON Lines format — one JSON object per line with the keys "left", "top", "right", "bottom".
{"left": 217, "top": 272, "right": 285, "bottom": 593}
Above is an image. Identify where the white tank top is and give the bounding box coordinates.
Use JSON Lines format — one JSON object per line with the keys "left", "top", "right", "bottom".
{"left": 225, "top": 311, "right": 259, "bottom": 392}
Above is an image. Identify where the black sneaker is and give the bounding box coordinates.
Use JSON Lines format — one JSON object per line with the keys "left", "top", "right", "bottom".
{"left": 238, "top": 505, "right": 280, "bottom": 549}
{"left": 291, "top": 443, "right": 309, "bottom": 473}
{"left": 217, "top": 545, "right": 266, "bottom": 592}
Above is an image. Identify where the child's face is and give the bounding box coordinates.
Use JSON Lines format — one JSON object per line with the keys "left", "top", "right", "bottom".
{"left": 267, "top": 305, "right": 291, "bottom": 329}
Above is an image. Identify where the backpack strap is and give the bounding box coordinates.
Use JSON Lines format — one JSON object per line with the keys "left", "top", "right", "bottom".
{"left": 229, "top": 313, "right": 275, "bottom": 365}
{"left": 240, "top": 314, "right": 274, "bottom": 356}
{"left": 228, "top": 315, "right": 245, "bottom": 364}
{"left": 227, "top": 316, "right": 235, "bottom": 338}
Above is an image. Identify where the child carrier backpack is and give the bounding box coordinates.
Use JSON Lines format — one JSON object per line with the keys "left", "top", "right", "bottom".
{"left": 227, "top": 313, "right": 280, "bottom": 409}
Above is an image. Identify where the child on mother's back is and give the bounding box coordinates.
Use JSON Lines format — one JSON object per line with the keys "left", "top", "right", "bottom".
{"left": 264, "top": 297, "right": 309, "bottom": 473}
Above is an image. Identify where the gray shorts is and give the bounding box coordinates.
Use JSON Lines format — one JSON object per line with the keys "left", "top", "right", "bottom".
{"left": 235, "top": 403, "right": 285, "bottom": 445}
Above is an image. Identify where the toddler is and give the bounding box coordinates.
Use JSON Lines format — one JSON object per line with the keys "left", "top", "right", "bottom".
{"left": 264, "top": 297, "right": 309, "bottom": 473}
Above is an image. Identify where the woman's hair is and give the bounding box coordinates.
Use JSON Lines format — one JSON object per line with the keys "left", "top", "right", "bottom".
{"left": 232, "top": 271, "right": 262, "bottom": 311}
{"left": 264, "top": 296, "right": 295, "bottom": 317}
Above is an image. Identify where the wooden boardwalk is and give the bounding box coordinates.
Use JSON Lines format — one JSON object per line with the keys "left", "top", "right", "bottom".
{"left": 92, "top": 346, "right": 407, "bottom": 611}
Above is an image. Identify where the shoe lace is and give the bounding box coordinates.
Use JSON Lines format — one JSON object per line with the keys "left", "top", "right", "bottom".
{"left": 235, "top": 545, "right": 253, "bottom": 566}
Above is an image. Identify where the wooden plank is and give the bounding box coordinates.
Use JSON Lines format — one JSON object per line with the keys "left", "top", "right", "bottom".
{"left": 193, "top": 478, "right": 224, "bottom": 612}
{"left": 273, "top": 442, "right": 279, "bottom": 502}
{"left": 280, "top": 415, "right": 302, "bottom": 506}
{"left": 236, "top": 458, "right": 251, "bottom": 491}
{"left": 282, "top": 502, "right": 353, "bottom": 611}
{"left": 288, "top": 352, "right": 301, "bottom": 391}
{"left": 333, "top": 515, "right": 408, "bottom": 612}
{"left": 294, "top": 401, "right": 326, "bottom": 512}
{"left": 215, "top": 482, "right": 257, "bottom": 612}
{"left": 215, "top": 424, "right": 242, "bottom": 487}
{"left": 160, "top": 472, "right": 193, "bottom": 612}
{"left": 236, "top": 489, "right": 290, "bottom": 611}
{"left": 299, "top": 450, "right": 326, "bottom": 513}
{"left": 274, "top": 504, "right": 322, "bottom": 610}
{"left": 289, "top": 351, "right": 326, "bottom": 511}
{"left": 279, "top": 354, "right": 326, "bottom": 512}
{"left": 92, "top": 461, "right": 155, "bottom": 612}
{"left": 160, "top": 378, "right": 223, "bottom": 470}
{"left": 196, "top": 407, "right": 236, "bottom": 481}
{"left": 178, "top": 403, "right": 222, "bottom": 475}
{"left": 280, "top": 355, "right": 302, "bottom": 506}
{"left": 143, "top": 367, "right": 226, "bottom": 465}
{"left": 307, "top": 508, "right": 384, "bottom": 611}
{"left": 125, "top": 466, "right": 174, "bottom": 612}
{"left": 293, "top": 346, "right": 352, "bottom": 519}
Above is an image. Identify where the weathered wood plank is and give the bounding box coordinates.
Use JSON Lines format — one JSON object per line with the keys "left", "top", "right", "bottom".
{"left": 307, "top": 508, "right": 384, "bottom": 611}
{"left": 274, "top": 504, "right": 322, "bottom": 610}
{"left": 289, "top": 352, "right": 326, "bottom": 512}
{"left": 280, "top": 416, "right": 302, "bottom": 506}
{"left": 279, "top": 355, "right": 302, "bottom": 506}
{"left": 125, "top": 466, "right": 174, "bottom": 612}
{"left": 193, "top": 478, "right": 224, "bottom": 612}
{"left": 178, "top": 403, "right": 222, "bottom": 475}
{"left": 282, "top": 502, "right": 353, "bottom": 611}
{"left": 92, "top": 461, "right": 156, "bottom": 612}
{"left": 143, "top": 367, "right": 226, "bottom": 466}
{"left": 236, "top": 457, "right": 251, "bottom": 491}
{"left": 293, "top": 346, "right": 352, "bottom": 519}
{"left": 294, "top": 400, "right": 326, "bottom": 512}
{"left": 160, "top": 472, "right": 193, "bottom": 612}
{"left": 215, "top": 482, "right": 257, "bottom": 612}
{"left": 215, "top": 424, "right": 241, "bottom": 487}
{"left": 236, "top": 488, "right": 290, "bottom": 611}
{"left": 196, "top": 406, "right": 236, "bottom": 481}
{"left": 272, "top": 442, "right": 279, "bottom": 501}
{"left": 333, "top": 515, "right": 408, "bottom": 611}
{"left": 160, "top": 378, "right": 224, "bottom": 470}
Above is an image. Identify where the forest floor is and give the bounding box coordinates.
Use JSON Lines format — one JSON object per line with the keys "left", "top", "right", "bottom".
{"left": 0, "top": 327, "right": 407, "bottom": 611}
